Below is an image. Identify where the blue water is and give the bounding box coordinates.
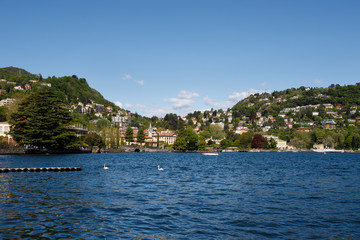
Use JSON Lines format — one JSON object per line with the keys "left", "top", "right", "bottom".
{"left": 0, "top": 152, "right": 359, "bottom": 239}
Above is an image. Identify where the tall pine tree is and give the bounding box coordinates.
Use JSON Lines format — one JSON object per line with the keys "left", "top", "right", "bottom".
{"left": 137, "top": 128, "right": 145, "bottom": 145}
{"left": 10, "top": 88, "right": 77, "bottom": 150}
{"left": 125, "top": 126, "right": 134, "bottom": 144}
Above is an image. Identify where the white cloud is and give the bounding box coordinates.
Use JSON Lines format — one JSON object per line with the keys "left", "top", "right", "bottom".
{"left": 204, "top": 89, "right": 271, "bottom": 109}
{"left": 114, "top": 101, "right": 123, "bottom": 108}
{"left": 164, "top": 90, "right": 200, "bottom": 110}
{"left": 314, "top": 79, "right": 322, "bottom": 84}
{"left": 122, "top": 74, "right": 144, "bottom": 86}
{"left": 203, "top": 96, "right": 231, "bottom": 109}
{"left": 166, "top": 97, "right": 196, "bottom": 109}
{"left": 125, "top": 103, "right": 133, "bottom": 108}
{"left": 134, "top": 103, "right": 146, "bottom": 108}
{"left": 228, "top": 91, "right": 249, "bottom": 102}
{"left": 260, "top": 82, "right": 267, "bottom": 87}
{"left": 122, "top": 74, "right": 132, "bottom": 80}
{"left": 142, "top": 106, "right": 174, "bottom": 117}
{"left": 177, "top": 90, "right": 199, "bottom": 99}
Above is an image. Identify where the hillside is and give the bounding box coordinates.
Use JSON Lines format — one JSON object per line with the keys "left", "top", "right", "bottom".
{"left": 231, "top": 84, "right": 360, "bottom": 118}
{"left": 0, "top": 66, "right": 117, "bottom": 108}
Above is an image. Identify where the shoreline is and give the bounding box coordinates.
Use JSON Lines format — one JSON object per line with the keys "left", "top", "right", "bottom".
{"left": 0, "top": 147, "right": 357, "bottom": 155}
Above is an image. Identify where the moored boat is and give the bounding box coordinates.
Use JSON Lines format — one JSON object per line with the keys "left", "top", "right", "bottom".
{"left": 201, "top": 152, "right": 219, "bottom": 156}
{"left": 313, "top": 148, "right": 344, "bottom": 153}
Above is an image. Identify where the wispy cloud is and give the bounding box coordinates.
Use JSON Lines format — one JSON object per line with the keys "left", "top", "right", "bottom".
{"left": 122, "top": 74, "right": 132, "bottom": 80}
{"left": 122, "top": 74, "right": 144, "bottom": 86}
{"left": 260, "top": 82, "right": 267, "bottom": 87}
{"left": 123, "top": 102, "right": 173, "bottom": 117}
{"left": 166, "top": 98, "right": 196, "bottom": 109}
{"left": 125, "top": 103, "right": 133, "bottom": 108}
{"left": 314, "top": 79, "right": 322, "bottom": 84}
{"left": 123, "top": 90, "right": 201, "bottom": 117}
{"left": 177, "top": 90, "right": 200, "bottom": 99}
{"left": 119, "top": 89, "right": 273, "bottom": 117}
{"left": 204, "top": 89, "right": 271, "bottom": 109}
{"left": 165, "top": 90, "right": 200, "bottom": 109}
{"left": 203, "top": 96, "right": 229, "bottom": 109}
{"left": 114, "top": 101, "right": 123, "bottom": 108}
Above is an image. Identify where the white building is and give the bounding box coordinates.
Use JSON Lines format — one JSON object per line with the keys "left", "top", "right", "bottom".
{"left": 0, "top": 98, "right": 15, "bottom": 106}
{"left": 153, "top": 130, "right": 177, "bottom": 145}
{"left": 0, "top": 122, "right": 10, "bottom": 136}
{"left": 263, "top": 135, "right": 290, "bottom": 150}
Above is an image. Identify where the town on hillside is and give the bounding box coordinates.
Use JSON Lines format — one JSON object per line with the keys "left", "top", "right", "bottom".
{"left": 0, "top": 67, "right": 359, "bottom": 152}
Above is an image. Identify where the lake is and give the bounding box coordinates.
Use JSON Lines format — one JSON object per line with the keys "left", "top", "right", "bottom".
{"left": 0, "top": 152, "right": 359, "bottom": 239}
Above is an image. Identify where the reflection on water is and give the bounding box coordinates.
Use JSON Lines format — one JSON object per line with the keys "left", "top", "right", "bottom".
{"left": 0, "top": 153, "right": 360, "bottom": 239}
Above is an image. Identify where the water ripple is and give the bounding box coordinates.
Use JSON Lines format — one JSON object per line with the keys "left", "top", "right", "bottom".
{"left": 1, "top": 152, "right": 360, "bottom": 239}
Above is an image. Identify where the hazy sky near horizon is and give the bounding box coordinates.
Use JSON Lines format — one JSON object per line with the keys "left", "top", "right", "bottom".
{"left": 1, "top": 0, "right": 359, "bottom": 117}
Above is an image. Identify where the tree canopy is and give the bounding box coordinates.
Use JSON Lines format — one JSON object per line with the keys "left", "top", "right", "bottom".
{"left": 125, "top": 126, "right": 134, "bottom": 143}
{"left": 10, "top": 88, "right": 78, "bottom": 150}
{"left": 173, "top": 129, "right": 199, "bottom": 151}
{"left": 137, "top": 128, "right": 145, "bottom": 144}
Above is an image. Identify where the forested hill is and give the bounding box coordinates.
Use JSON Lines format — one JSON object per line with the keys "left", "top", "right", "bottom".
{"left": 231, "top": 83, "right": 360, "bottom": 117}
{"left": 0, "top": 67, "right": 37, "bottom": 80}
{"left": 0, "top": 66, "right": 117, "bottom": 108}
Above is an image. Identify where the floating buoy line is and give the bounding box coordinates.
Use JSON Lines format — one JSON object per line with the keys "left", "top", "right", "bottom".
{"left": 0, "top": 167, "right": 82, "bottom": 172}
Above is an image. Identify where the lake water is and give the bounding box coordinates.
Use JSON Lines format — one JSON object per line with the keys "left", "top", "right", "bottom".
{"left": 0, "top": 152, "right": 359, "bottom": 239}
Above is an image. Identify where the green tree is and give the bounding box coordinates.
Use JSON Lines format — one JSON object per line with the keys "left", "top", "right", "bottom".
{"left": 200, "top": 129, "right": 211, "bottom": 139}
{"left": 84, "top": 132, "right": 104, "bottom": 147}
{"left": 198, "top": 135, "right": 206, "bottom": 151}
{"left": 173, "top": 129, "right": 199, "bottom": 151}
{"left": 125, "top": 126, "right": 134, "bottom": 143}
{"left": 220, "top": 139, "right": 232, "bottom": 149}
{"left": 96, "top": 119, "right": 111, "bottom": 131}
{"left": 137, "top": 128, "right": 145, "bottom": 145}
{"left": 209, "top": 124, "right": 225, "bottom": 140}
{"left": 270, "top": 138, "right": 277, "bottom": 149}
{"left": 10, "top": 88, "right": 77, "bottom": 150}
{"left": 234, "top": 131, "right": 253, "bottom": 149}
{"left": 173, "top": 135, "right": 187, "bottom": 150}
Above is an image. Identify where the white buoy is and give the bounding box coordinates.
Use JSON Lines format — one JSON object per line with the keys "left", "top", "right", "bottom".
{"left": 104, "top": 164, "right": 109, "bottom": 169}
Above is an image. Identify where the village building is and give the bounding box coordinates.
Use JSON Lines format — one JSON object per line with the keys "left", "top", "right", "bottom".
{"left": 321, "top": 119, "right": 336, "bottom": 129}
{"left": 40, "top": 83, "right": 51, "bottom": 87}
{"left": 0, "top": 98, "right": 15, "bottom": 106}
{"left": 0, "top": 122, "right": 10, "bottom": 137}
{"left": 235, "top": 126, "right": 249, "bottom": 135}
{"left": 153, "top": 130, "right": 177, "bottom": 145}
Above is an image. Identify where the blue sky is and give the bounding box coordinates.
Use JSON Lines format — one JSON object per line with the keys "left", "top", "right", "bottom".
{"left": 1, "top": 0, "right": 359, "bottom": 117}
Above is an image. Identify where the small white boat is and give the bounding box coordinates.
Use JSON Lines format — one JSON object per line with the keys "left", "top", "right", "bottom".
{"left": 201, "top": 152, "right": 219, "bottom": 156}
{"left": 313, "top": 148, "right": 344, "bottom": 153}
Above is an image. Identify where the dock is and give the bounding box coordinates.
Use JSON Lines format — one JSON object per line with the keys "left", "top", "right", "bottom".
{"left": 0, "top": 167, "right": 82, "bottom": 172}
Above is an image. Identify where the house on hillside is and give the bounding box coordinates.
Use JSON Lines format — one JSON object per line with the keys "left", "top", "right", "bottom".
{"left": 152, "top": 130, "right": 177, "bottom": 145}
{"left": 262, "top": 135, "right": 290, "bottom": 150}
{"left": 321, "top": 119, "right": 336, "bottom": 129}
{"left": 40, "top": 83, "right": 51, "bottom": 87}
{"left": 14, "top": 86, "right": 24, "bottom": 90}
{"left": 0, "top": 98, "right": 15, "bottom": 106}
{"left": 0, "top": 122, "right": 10, "bottom": 137}
{"left": 112, "top": 112, "right": 130, "bottom": 128}
{"left": 235, "top": 126, "right": 249, "bottom": 135}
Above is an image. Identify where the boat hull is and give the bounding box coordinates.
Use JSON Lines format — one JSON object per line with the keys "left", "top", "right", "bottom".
{"left": 201, "top": 152, "right": 219, "bottom": 156}
{"left": 313, "top": 149, "right": 344, "bottom": 153}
